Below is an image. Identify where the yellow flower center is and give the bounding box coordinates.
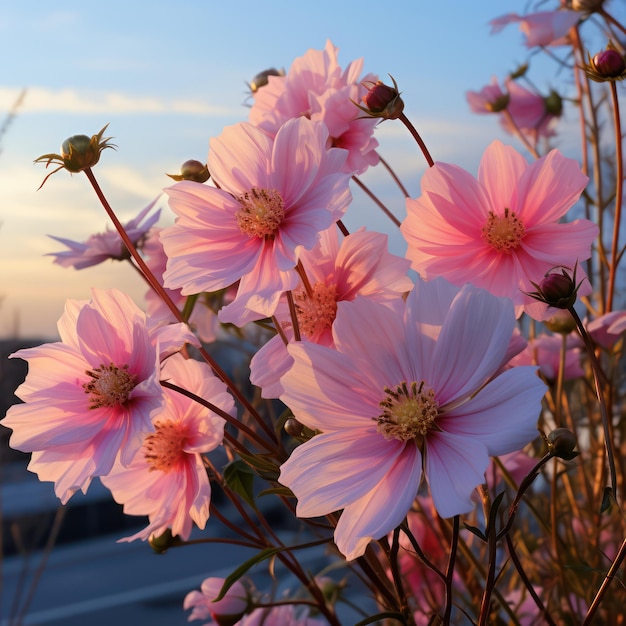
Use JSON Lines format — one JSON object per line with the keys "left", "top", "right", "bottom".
{"left": 294, "top": 282, "right": 338, "bottom": 338}
{"left": 376, "top": 381, "right": 439, "bottom": 443}
{"left": 144, "top": 419, "right": 188, "bottom": 473}
{"left": 235, "top": 187, "right": 285, "bottom": 239}
{"left": 481, "top": 208, "right": 526, "bottom": 253}
{"left": 83, "top": 363, "right": 137, "bottom": 409}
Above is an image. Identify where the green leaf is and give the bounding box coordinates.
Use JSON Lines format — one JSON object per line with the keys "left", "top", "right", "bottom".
{"left": 258, "top": 486, "right": 294, "bottom": 498}
{"left": 601, "top": 486, "right": 616, "bottom": 514}
{"left": 237, "top": 449, "right": 281, "bottom": 481}
{"left": 215, "top": 547, "right": 284, "bottom": 601}
{"left": 463, "top": 523, "right": 486, "bottom": 542}
{"left": 223, "top": 459, "right": 256, "bottom": 508}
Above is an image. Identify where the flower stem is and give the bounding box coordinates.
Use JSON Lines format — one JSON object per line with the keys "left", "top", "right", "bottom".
{"left": 377, "top": 152, "right": 410, "bottom": 197}
{"left": 605, "top": 81, "right": 623, "bottom": 313}
{"left": 351, "top": 175, "right": 401, "bottom": 227}
{"left": 83, "top": 168, "right": 275, "bottom": 446}
{"left": 583, "top": 537, "right": 626, "bottom": 625}
{"left": 568, "top": 305, "right": 618, "bottom": 503}
{"left": 398, "top": 112, "right": 434, "bottom": 167}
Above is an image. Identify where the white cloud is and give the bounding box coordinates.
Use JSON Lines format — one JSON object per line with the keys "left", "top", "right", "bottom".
{"left": 0, "top": 86, "right": 233, "bottom": 116}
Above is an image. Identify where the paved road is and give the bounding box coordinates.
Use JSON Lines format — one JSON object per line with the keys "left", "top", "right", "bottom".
{"left": 2, "top": 526, "right": 260, "bottom": 625}
{"left": 1, "top": 523, "right": 374, "bottom": 625}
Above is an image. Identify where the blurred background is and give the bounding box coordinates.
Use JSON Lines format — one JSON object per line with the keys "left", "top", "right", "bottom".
{"left": 0, "top": 1, "right": 624, "bottom": 624}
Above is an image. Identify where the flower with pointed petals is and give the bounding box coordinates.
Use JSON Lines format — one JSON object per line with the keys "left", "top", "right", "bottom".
{"left": 48, "top": 198, "right": 161, "bottom": 269}
{"left": 143, "top": 228, "right": 218, "bottom": 343}
{"left": 250, "top": 226, "right": 412, "bottom": 398}
{"left": 278, "top": 278, "right": 546, "bottom": 560}
{"left": 249, "top": 40, "right": 379, "bottom": 175}
{"left": 490, "top": 10, "right": 579, "bottom": 48}
{"left": 2, "top": 288, "right": 198, "bottom": 504}
{"left": 587, "top": 310, "right": 626, "bottom": 350}
{"left": 401, "top": 140, "right": 597, "bottom": 320}
{"left": 101, "top": 354, "right": 232, "bottom": 541}
{"left": 240, "top": 605, "right": 328, "bottom": 626}
{"left": 466, "top": 77, "right": 510, "bottom": 113}
{"left": 161, "top": 117, "right": 352, "bottom": 327}
{"left": 508, "top": 333, "right": 584, "bottom": 381}
{"left": 184, "top": 576, "right": 250, "bottom": 626}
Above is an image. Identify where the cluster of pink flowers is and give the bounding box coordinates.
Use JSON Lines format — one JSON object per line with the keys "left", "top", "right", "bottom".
{"left": 5, "top": 17, "right": 626, "bottom": 622}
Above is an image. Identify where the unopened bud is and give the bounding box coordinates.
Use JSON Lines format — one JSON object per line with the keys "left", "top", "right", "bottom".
{"left": 593, "top": 49, "right": 626, "bottom": 78}
{"left": 544, "top": 309, "right": 577, "bottom": 335}
{"left": 544, "top": 90, "right": 563, "bottom": 117}
{"left": 167, "top": 159, "right": 210, "bottom": 183}
{"left": 284, "top": 417, "right": 303, "bottom": 438}
{"left": 526, "top": 265, "right": 581, "bottom": 309}
{"left": 359, "top": 76, "right": 404, "bottom": 120}
{"left": 248, "top": 68, "right": 285, "bottom": 93}
{"left": 34, "top": 124, "right": 116, "bottom": 189}
{"left": 547, "top": 428, "right": 578, "bottom": 460}
{"left": 584, "top": 43, "right": 626, "bottom": 82}
{"left": 149, "top": 528, "right": 182, "bottom": 554}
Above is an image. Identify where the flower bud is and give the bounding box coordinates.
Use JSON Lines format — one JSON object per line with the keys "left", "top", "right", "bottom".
{"left": 546, "top": 428, "right": 578, "bottom": 460}
{"left": 149, "top": 528, "right": 182, "bottom": 554}
{"left": 543, "top": 309, "right": 577, "bottom": 335}
{"left": 248, "top": 67, "right": 285, "bottom": 93}
{"left": 34, "top": 124, "right": 116, "bottom": 188}
{"left": 284, "top": 417, "right": 303, "bottom": 437}
{"left": 544, "top": 89, "right": 563, "bottom": 117}
{"left": 537, "top": 271, "right": 577, "bottom": 309}
{"left": 592, "top": 49, "right": 626, "bottom": 78}
{"left": 569, "top": 0, "right": 605, "bottom": 13}
{"left": 359, "top": 76, "right": 405, "bottom": 120}
{"left": 526, "top": 265, "right": 581, "bottom": 309}
{"left": 584, "top": 43, "right": 626, "bottom": 82}
{"left": 485, "top": 93, "right": 510, "bottom": 113}
{"left": 167, "top": 159, "right": 210, "bottom": 183}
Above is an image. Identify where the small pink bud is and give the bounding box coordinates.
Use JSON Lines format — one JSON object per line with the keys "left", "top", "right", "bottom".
{"left": 592, "top": 49, "right": 626, "bottom": 78}
{"left": 538, "top": 271, "right": 577, "bottom": 309}
{"left": 359, "top": 76, "right": 404, "bottom": 120}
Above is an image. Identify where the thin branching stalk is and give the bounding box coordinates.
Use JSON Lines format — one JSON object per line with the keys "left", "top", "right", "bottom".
{"left": 351, "top": 175, "right": 401, "bottom": 227}
{"left": 398, "top": 112, "right": 435, "bottom": 167}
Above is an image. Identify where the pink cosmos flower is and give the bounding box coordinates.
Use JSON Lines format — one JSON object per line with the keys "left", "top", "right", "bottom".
{"left": 467, "top": 77, "right": 560, "bottom": 142}
{"left": 249, "top": 40, "right": 379, "bottom": 175}
{"left": 2, "top": 288, "right": 197, "bottom": 503}
{"left": 185, "top": 577, "right": 251, "bottom": 625}
{"left": 490, "top": 10, "right": 580, "bottom": 47}
{"left": 250, "top": 226, "right": 412, "bottom": 398}
{"left": 466, "top": 77, "right": 509, "bottom": 114}
{"left": 507, "top": 333, "right": 584, "bottom": 381}
{"left": 48, "top": 197, "right": 161, "bottom": 269}
{"left": 239, "top": 605, "right": 328, "bottom": 626}
{"left": 504, "top": 79, "right": 559, "bottom": 140}
{"left": 101, "top": 354, "right": 233, "bottom": 541}
{"left": 161, "top": 117, "right": 352, "bottom": 327}
{"left": 143, "top": 228, "right": 218, "bottom": 343}
{"left": 587, "top": 310, "right": 626, "bottom": 350}
{"left": 401, "top": 140, "right": 598, "bottom": 320}
{"left": 278, "top": 278, "right": 547, "bottom": 560}
{"left": 184, "top": 577, "right": 249, "bottom": 625}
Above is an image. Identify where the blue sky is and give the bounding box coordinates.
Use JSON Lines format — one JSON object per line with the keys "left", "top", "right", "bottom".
{"left": 0, "top": 0, "right": 622, "bottom": 337}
